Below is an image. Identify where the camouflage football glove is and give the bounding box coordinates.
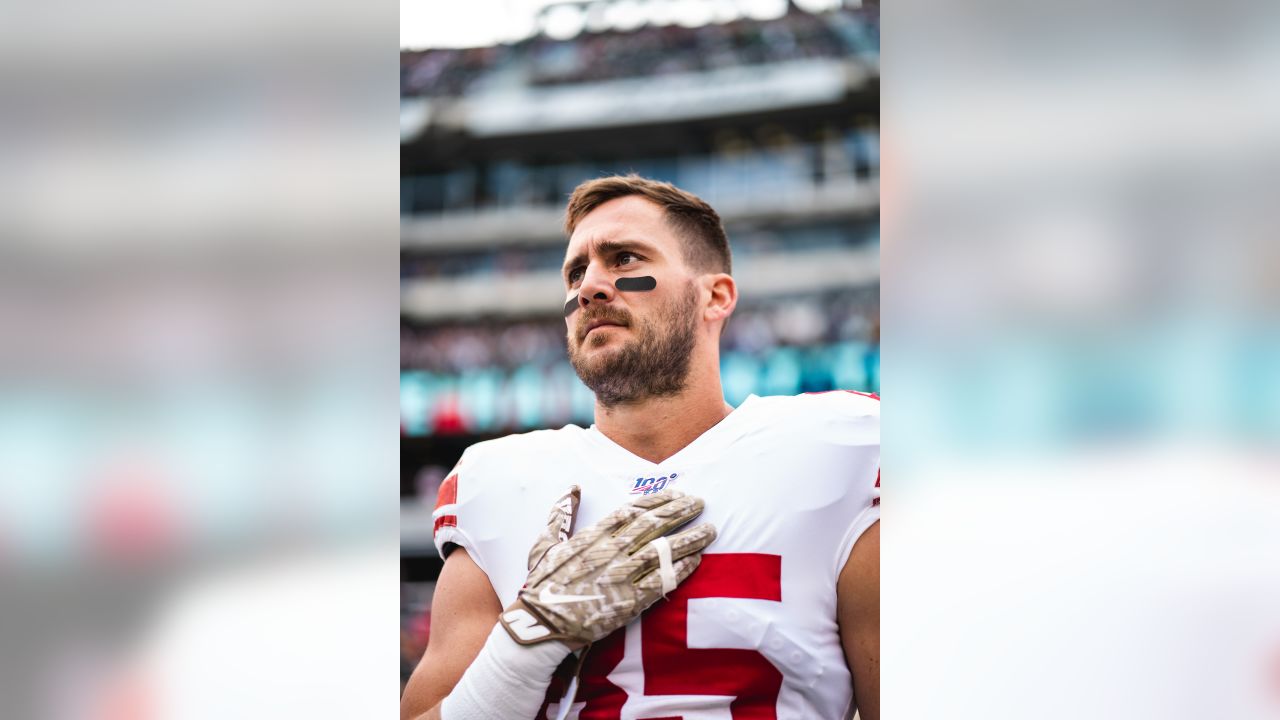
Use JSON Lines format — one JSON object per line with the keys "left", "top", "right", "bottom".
{"left": 525, "top": 485, "right": 583, "bottom": 574}
{"left": 499, "top": 486, "right": 716, "bottom": 647}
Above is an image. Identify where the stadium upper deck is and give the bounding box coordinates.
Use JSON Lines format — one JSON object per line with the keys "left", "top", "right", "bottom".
{"left": 400, "top": 3, "right": 877, "bottom": 98}
{"left": 400, "top": 3, "right": 877, "bottom": 146}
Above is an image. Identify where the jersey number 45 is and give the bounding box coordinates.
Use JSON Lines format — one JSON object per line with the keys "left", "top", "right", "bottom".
{"left": 540, "top": 553, "right": 784, "bottom": 720}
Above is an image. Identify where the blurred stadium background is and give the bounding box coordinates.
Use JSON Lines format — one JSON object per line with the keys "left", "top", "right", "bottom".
{"left": 399, "top": 0, "right": 880, "bottom": 689}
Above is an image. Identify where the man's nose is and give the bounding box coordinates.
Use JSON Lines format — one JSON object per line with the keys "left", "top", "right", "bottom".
{"left": 577, "top": 264, "right": 615, "bottom": 308}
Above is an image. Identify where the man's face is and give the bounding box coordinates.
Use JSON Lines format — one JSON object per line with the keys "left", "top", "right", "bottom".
{"left": 562, "top": 196, "right": 702, "bottom": 406}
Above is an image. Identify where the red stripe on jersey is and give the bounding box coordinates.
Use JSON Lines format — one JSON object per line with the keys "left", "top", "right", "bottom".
{"left": 435, "top": 473, "right": 458, "bottom": 511}
{"left": 433, "top": 514, "right": 457, "bottom": 534}
{"left": 874, "top": 468, "right": 880, "bottom": 506}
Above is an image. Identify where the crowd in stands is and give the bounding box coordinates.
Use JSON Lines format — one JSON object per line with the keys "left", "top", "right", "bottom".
{"left": 400, "top": 6, "right": 877, "bottom": 98}
{"left": 400, "top": 45, "right": 508, "bottom": 98}
{"left": 399, "top": 245, "right": 561, "bottom": 280}
{"left": 401, "top": 321, "right": 564, "bottom": 374}
{"left": 526, "top": 10, "right": 855, "bottom": 86}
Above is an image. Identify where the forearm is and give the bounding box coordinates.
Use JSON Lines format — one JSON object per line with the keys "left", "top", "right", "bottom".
{"left": 431, "top": 624, "right": 570, "bottom": 720}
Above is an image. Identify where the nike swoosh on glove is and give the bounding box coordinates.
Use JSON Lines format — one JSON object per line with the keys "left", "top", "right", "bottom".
{"left": 499, "top": 487, "right": 716, "bottom": 647}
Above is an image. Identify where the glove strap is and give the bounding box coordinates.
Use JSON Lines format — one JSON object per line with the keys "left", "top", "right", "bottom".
{"left": 499, "top": 599, "right": 560, "bottom": 645}
{"left": 651, "top": 535, "right": 678, "bottom": 595}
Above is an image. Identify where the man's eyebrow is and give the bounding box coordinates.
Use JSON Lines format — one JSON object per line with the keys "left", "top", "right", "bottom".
{"left": 562, "top": 249, "right": 587, "bottom": 278}
{"left": 561, "top": 239, "right": 656, "bottom": 277}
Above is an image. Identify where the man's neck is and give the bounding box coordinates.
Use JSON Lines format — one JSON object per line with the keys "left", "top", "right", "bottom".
{"left": 593, "top": 382, "right": 734, "bottom": 465}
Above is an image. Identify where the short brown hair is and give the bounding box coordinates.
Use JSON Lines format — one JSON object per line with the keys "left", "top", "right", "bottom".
{"left": 564, "top": 174, "right": 732, "bottom": 274}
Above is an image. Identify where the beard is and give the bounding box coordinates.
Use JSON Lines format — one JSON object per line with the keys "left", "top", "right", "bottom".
{"left": 568, "top": 282, "right": 699, "bottom": 408}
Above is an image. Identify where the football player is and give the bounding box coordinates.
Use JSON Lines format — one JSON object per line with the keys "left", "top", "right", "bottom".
{"left": 401, "top": 175, "right": 880, "bottom": 720}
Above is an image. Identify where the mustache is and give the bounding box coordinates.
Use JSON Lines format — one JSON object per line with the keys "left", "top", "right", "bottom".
{"left": 575, "top": 308, "right": 632, "bottom": 341}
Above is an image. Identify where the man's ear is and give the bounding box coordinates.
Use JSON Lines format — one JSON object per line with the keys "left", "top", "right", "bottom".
{"left": 703, "top": 273, "right": 738, "bottom": 327}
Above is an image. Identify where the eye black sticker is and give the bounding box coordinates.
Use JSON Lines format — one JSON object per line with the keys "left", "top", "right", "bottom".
{"left": 565, "top": 276, "right": 655, "bottom": 315}
{"left": 615, "top": 276, "right": 656, "bottom": 292}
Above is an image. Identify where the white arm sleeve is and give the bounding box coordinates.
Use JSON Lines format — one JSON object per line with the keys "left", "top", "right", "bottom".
{"left": 441, "top": 624, "right": 571, "bottom": 720}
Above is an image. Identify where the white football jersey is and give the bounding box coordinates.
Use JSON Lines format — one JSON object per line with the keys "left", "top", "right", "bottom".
{"left": 433, "top": 392, "right": 880, "bottom": 720}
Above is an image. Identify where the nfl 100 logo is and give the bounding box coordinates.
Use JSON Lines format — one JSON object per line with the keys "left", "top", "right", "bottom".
{"left": 630, "top": 472, "right": 678, "bottom": 495}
